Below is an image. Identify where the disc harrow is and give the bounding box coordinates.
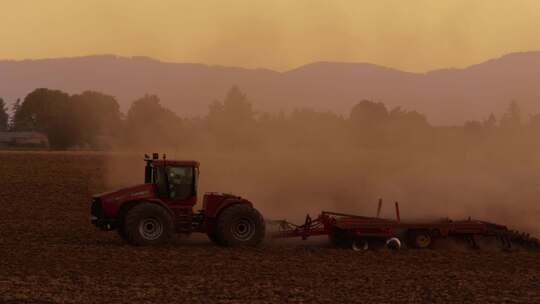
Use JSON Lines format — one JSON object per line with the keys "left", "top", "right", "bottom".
{"left": 269, "top": 200, "right": 540, "bottom": 251}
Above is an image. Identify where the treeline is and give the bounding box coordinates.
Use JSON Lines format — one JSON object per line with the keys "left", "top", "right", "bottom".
{"left": 1, "top": 89, "right": 122, "bottom": 149}
{"left": 0, "top": 86, "right": 537, "bottom": 151}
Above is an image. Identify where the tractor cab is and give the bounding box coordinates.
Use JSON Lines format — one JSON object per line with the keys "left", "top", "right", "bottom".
{"left": 144, "top": 153, "right": 199, "bottom": 205}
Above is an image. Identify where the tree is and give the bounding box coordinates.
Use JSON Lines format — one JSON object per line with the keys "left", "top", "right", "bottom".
{"left": 9, "top": 98, "right": 21, "bottom": 130}
{"left": 125, "top": 94, "right": 184, "bottom": 148}
{"left": 348, "top": 100, "right": 389, "bottom": 147}
{"left": 14, "top": 88, "right": 76, "bottom": 149}
{"left": 500, "top": 100, "right": 522, "bottom": 130}
{"left": 71, "top": 91, "right": 122, "bottom": 148}
{"left": 0, "top": 98, "right": 8, "bottom": 131}
{"left": 483, "top": 113, "right": 497, "bottom": 129}
{"left": 349, "top": 100, "right": 388, "bottom": 128}
{"left": 207, "top": 86, "right": 257, "bottom": 149}
{"left": 388, "top": 107, "right": 428, "bottom": 129}
{"left": 384, "top": 107, "right": 431, "bottom": 146}
{"left": 208, "top": 86, "right": 255, "bottom": 127}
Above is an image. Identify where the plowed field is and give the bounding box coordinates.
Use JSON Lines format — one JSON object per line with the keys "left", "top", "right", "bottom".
{"left": 0, "top": 151, "right": 539, "bottom": 303}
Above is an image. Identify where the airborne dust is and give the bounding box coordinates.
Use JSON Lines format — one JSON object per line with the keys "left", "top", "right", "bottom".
{"left": 103, "top": 103, "right": 540, "bottom": 236}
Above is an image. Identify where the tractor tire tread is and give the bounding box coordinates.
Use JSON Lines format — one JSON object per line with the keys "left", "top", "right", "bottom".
{"left": 123, "top": 202, "right": 173, "bottom": 246}
{"left": 215, "top": 204, "right": 265, "bottom": 247}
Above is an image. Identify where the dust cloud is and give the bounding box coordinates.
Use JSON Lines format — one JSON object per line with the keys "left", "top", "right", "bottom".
{"left": 103, "top": 134, "right": 540, "bottom": 236}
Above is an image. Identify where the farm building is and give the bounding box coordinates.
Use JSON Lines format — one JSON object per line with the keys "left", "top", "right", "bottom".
{"left": 0, "top": 132, "right": 50, "bottom": 148}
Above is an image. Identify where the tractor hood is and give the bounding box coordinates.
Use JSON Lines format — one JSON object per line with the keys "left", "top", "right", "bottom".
{"left": 204, "top": 192, "right": 244, "bottom": 201}
{"left": 93, "top": 184, "right": 155, "bottom": 203}
{"left": 206, "top": 192, "right": 241, "bottom": 198}
{"left": 203, "top": 192, "right": 252, "bottom": 218}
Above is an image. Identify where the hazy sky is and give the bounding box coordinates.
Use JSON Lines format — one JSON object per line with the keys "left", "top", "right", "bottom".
{"left": 2, "top": 0, "right": 540, "bottom": 72}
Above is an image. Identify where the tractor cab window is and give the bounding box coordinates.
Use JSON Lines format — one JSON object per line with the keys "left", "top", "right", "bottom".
{"left": 166, "top": 166, "right": 195, "bottom": 200}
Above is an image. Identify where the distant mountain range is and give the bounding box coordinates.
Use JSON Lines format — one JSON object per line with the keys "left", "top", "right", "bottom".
{"left": 1, "top": 52, "right": 540, "bottom": 125}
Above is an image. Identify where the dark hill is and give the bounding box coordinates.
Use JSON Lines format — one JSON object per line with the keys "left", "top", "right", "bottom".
{"left": 2, "top": 52, "right": 540, "bottom": 124}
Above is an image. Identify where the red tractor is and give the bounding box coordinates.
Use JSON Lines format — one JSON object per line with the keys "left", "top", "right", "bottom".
{"left": 90, "top": 153, "right": 265, "bottom": 246}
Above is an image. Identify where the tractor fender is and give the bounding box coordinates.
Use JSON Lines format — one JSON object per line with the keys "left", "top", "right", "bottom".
{"left": 117, "top": 199, "right": 175, "bottom": 222}
{"left": 209, "top": 198, "right": 253, "bottom": 219}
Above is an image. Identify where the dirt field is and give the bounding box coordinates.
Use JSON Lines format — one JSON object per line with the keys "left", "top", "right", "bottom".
{"left": 0, "top": 151, "right": 539, "bottom": 303}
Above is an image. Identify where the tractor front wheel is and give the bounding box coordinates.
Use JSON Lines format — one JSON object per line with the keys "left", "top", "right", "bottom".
{"left": 207, "top": 232, "right": 223, "bottom": 246}
{"left": 117, "top": 225, "right": 127, "bottom": 241}
{"left": 215, "top": 204, "right": 265, "bottom": 246}
{"left": 123, "top": 203, "right": 173, "bottom": 246}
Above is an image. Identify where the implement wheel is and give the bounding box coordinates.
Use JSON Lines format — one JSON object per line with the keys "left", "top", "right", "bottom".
{"left": 123, "top": 203, "right": 173, "bottom": 246}
{"left": 352, "top": 239, "right": 369, "bottom": 251}
{"left": 408, "top": 230, "right": 433, "bottom": 249}
{"left": 216, "top": 204, "right": 265, "bottom": 246}
{"left": 329, "top": 227, "right": 353, "bottom": 249}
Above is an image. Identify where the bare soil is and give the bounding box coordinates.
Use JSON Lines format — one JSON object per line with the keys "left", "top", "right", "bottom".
{"left": 0, "top": 151, "right": 539, "bottom": 303}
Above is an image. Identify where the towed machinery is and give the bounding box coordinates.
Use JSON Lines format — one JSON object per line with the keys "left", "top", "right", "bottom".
{"left": 270, "top": 200, "right": 540, "bottom": 250}
{"left": 91, "top": 153, "right": 265, "bottom": 246}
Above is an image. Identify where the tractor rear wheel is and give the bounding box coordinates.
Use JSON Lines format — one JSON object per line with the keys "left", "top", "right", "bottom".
{"left": 215, "top": 204, "right": 265, "bottom": 246}
{"left": 123, "top": 203, "right": 173, "bottom": 246}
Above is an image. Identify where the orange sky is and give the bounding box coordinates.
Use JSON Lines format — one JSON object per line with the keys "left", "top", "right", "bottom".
{"left": 2, "top": 0, "right": 540, "bottom": 72}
